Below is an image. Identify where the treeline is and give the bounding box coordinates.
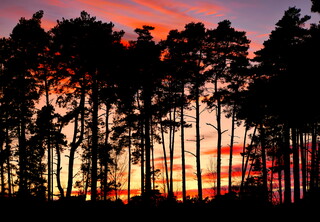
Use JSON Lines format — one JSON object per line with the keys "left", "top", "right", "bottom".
{"left": 0, "top": 2, "right": 320, "bottom": 207}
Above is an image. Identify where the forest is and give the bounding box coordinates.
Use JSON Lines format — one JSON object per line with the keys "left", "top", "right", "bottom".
{"left": 1, "top": 0, "right": 320, "bottom": 209}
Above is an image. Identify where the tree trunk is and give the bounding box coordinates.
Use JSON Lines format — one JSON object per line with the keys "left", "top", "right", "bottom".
{"left": 55, "top": 138, "right": 64, "bottom": 199}
{"left": 127, "top": 126, "right": 132, "bottom": 203}
{"left": 215, "top": 78, "right": 222, "bottom": 197}
{"left": 180, "top": 84, "right": 186, "bottom": 202}
{"left": 140, "top": 123, "right": 145, "bottom": 196}
{"left": 44, "top": 77, "right": 54, "bottom": 201}
{"left": 283, "top": 124, "right": 291, "bottom": 204}
{"left": 5, "top": 118, "right": 12, "bottom": 197}
{"left": 66, "top": 89, "right": 85, "bottom": 198}
{"left": 18, "top": 119, "right": 28, "bottom": 198}
{"left": 159, "top": 117, "right": 170, "bottom": 197}
{"left": 195, "top": 82, "right": 203, "bottom": 201}
{"left": 91, "top": 75, "right": 99, "bottom": 201}
{"left": 292, "top": 127, "right": 300, "bottom": 202}
{"left": 311, "top": 123, "right": 320, "bottom": 191}
{"left": 0, "top": 138, "right": 5, "bottom": 197}
{"left": 103, "top": 103, "right": 110, "bottom": 201}
{"left": 151, "top": 122, "right": 155, "bottom": 190}
{"left": 240, "top": 125, "right": 257, "bottom": 196}
{"left": 144, "top": 89, "right": 152, "bottom": 198}
{"left": 299, "top": 130, "right": 307, "bottom": 198}
{"left": 240, "top": 125, "right": 248, "bottom": 194}
{"left": 316, "top": 131, "right": 320, "bottom": 190}
{"left": 228, "top": 107, "right": 236, "bottom": 193}
{"left": 260, "top": 124, "right": 268, "bottom": 202}
{"left": 137, "top": 94, "right": 145, "bottom": 196}
{"left": 278, "top": 167, "right": 283, "bottom": 204}
{"left": 169, "top": 106, "right": 177, "bottom": 199}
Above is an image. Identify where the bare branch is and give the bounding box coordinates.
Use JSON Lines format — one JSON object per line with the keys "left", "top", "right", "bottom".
{"left": 185, "top": 150, "right": 197, "bottom": 158}
{"left": 185, "top": 114, "right": 196, "bottom": 120}
{"left": 206, "top": 123, "right": 218, "bottom": 131}
{"left": 222, "top": 129, "right": 228, "bottom": 134}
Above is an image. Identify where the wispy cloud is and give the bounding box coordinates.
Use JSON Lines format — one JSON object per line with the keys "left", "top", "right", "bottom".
{"left": 202, "top": 144, "right": 244, "bottom": 156}
{"left": 71, "top": 0, "right": 227, "bottom": 40}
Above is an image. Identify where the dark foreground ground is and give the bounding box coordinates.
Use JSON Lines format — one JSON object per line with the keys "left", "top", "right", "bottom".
{"left": 1, "top": 195, "right": 319, "bottom": 217}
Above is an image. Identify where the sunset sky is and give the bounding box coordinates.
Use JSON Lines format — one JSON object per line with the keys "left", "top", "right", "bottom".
{"left": 0, "top": 0, "right": 319, "bottom": 200}
{"left": 0, "top": 0, "right": 318, "bottom": 57}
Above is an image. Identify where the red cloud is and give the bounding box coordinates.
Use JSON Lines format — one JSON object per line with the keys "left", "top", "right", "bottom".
{"left": 46, "top": 0, "right": 68, "bottom": 7}
{"left": 71, "top": 0, "right": 226, "bottom": 41}
{"left": 154, "top": 162, "right": 194, "bottom": 173}
{"left": 186, "top": 2, "right": 226, "bottom": 17}
{"left": 202, "top": 144, "right": 245, "bottom": 156}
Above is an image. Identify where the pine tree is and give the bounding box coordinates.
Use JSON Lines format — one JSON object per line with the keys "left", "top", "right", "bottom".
{"left": 248, "top": 7, "right": 311, "bottom": 204}
{"left": 129, "top": 25, "right": 163, "bottom": 203}
{"left": 204, "top": 20, "right": 250, "bottom": 196}
{"left": 182, "top": 22, "right": 207, "bottom": 201}
{"left": 6, "top": 11, "right": 48, "bottom": 198}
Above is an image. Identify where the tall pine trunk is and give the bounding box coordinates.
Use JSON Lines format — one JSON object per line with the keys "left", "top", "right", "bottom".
{"left": 159, "top": 116, "right": 170, "bottom": 196}
{"left": 127, "top": 125, "right": 132, "bottom": 203}
{"left": 310, "top": 123, "right": 317, "bottom": 192}
{"left": 278, "top": 167, "right": 283, "bottom": 204}
{"left": 44, "top": 76, "right": 53, "bottom": 201}
{"left": 144, "top": 94, "right": 152, "bottom": 198}
{"left": 55, "top": 133, "right": 64, "bottom": 199}
{"left": 195, "top": 80, "right": 203, "bottom": 201}
{"left": 228, "top": 107, "right": 236, "bottom": 193}
{"left": 299, "top": 130, "right": 307, "bottom": 198}
{"left": 18, "top": 117, "right": 28, "bottom": 198}
{"left": 283, "top": 124, "right": 291, "bottom": 204}
{"left": 292, "top": 127, "right": 300, "bottom": 202}
{"left": 169, "top": 106, "right": 177, "bottom": 199}
{"left": 260, "top": 124, "right": 268, "bottom": 202}
{"left": 142, "top": 86, "right": 152, "bottom": 200}
{"left": 5, "top": 116, "right": 12, "bottom": 197}
{"left": 66, "top": 87, "right": 85, "bottom": 198}
{"left": 214, "top": 77, "right": 222, "bottom": 197}
{"left": 240, "top": 125, "right": 257, "bottom": 195}
{"left": 0, "top": 139, "right": 4, "bottom": 197}
{"left": 180, "top": 84, "right": 186, "bottom": 202}
{"left": 91, "top": 75, "right": 99, "bottom": 201}
{"left": 140, "top": 123, "right": 145, "bottom": 196}
{"left": 103, "top": 104, "right": 110, "bottom": 201}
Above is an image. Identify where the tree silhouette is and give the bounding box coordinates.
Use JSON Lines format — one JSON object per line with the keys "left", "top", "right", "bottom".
{"left": 51, "top": 12, "right": 98, "bottom": 199}
{"left": 311, "top": 0, "right": 320, "bottom": 13}
{"left": 129, "top": 25, "right": 163, "bottom": 202}
{"left": 161, "top": 28, "right": 194, "bottom": 202}
{"left": 182, "top": 22, "right": 207, "bottom": 201}
{"left": 0, "top": 37, "right": 15, "bottom": 198}
{"left": 246, "top": 7, "right": 311, "bottom": 204}
{"left": 1, "top": 6, "right": 320, "bottom": 209}
{"left": 204, "top": 20, "right": 250, "bottom": 196}
{"left": 5, "top": 11, "right": 48, "bottom": 198}
{"left": 51, "top": 11, "right": 125, "bottom": 201}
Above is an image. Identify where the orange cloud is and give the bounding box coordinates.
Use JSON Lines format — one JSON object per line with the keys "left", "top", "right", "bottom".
{"left": 186, "top": 2, "right": 226, "bottom": 17}
{"left": 46, "top": 0, "right": 68, "bottom": 8}
{"left": 248, "top": 41, "right": 264, "bottom": 59}
{"left": 42, "top": 18, "right": 57, "bottom": 31}
{"left": 71, "top": 0, "right": 226, "bottom": 41}
{"left": 153, "top": 155, "right": 180, "bottom": 162}
{"left": 132, "top": 0, "right": 189, "bottom": 17}
{"left": 154, "top": 161, "right": 194, "bottom": 173}
{"left": 77, "top": 0, "right": 154, "bottom": 18}
{"left": 202, "top": 144, "right": 244, "bottom": 156}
